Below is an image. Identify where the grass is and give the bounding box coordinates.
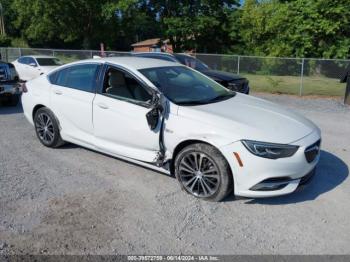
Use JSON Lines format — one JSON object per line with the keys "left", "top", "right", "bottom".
{"left": 242, "top": 74, "right": 346, "bottom": 97}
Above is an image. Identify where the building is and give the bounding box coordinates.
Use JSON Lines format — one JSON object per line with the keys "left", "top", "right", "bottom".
{"left": 131, "top": 38, "right": 173, "bottom": 53}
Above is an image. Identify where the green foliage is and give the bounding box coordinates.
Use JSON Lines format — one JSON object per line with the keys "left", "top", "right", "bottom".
{"left": 157, "top": 0, "right": 240, "bottom": 52}
{"left": 239, "top": 0, "right": 350, "bottom": 58}
{"left": 0, "top": 35, "right": 11, "bottom": 46}
{"left": 10, "top": 38, "right": 29, "bottom": 48}
{"left": 0, "top": 0, "right": 349, "bottom": 58}
{"left": 11, "top": 0, "right": 117, "bottom": 49}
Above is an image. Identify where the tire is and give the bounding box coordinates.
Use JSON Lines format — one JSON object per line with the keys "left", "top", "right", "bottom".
{"left": 34, "top": 107, "right": 65, "bottom": 148}
{"left": 174, "top": 143, "right": 233, "bottom": 202}
{"left": 1, "top": 95, "right": 19, "bottom": 106}
{"left": 8, "top": 95, "right": 20, "bottom": 107}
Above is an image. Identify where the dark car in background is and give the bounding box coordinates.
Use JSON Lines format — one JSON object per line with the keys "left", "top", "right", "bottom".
{"left": 132, "top": 52, "right": 250, "bottom": 94}
{"left": 0, "top": 61, "right": 21, "bottom": 106}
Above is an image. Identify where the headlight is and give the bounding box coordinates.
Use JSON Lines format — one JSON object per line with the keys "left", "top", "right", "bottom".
{"left": 242, "top": 140, "right": 299, "bottom": 159}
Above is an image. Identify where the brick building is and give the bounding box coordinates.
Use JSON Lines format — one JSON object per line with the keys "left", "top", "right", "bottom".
{"left": 131, "top": 38, "right": 173, "bottom": 53}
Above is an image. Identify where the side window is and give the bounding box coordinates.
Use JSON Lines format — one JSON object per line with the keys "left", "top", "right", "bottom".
{"left": 18, "top": 57, "right": 28, "bottom": 64}
{"left": 102, "top": 68, "right": 152, "bottom": 103}
{"left": 48, "top": 71, "right": 58, "bottom": 84}
{"left": 52, "top": 64, "right": 100, "bottom": 93}
{"left": 27, "top": 57, "right": 37, "bottom": 66}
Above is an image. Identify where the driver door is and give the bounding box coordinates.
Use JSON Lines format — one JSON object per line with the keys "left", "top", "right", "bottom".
{"left": 93, "top": 65, "right": 161, "bottom": 162}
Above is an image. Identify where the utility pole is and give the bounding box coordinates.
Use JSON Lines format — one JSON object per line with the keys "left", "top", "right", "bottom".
{"left": 0, "top": 3, "right": 6, "bottom": 36}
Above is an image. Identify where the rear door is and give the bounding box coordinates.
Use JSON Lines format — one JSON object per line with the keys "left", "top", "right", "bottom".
{"left": 93, "top": 65, "right": 161, "bottom": 162}
{"left": 50, "top": 63, "right": 101, "bottom": 146}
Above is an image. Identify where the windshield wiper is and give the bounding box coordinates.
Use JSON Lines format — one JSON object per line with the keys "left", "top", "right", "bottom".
{"left": 176, "top": 100, "right": 210, "bottom": 106}
{"left": 177, "top": 92, "right": 236, "bottom": 106}
{"left": 205, "top": 92, "right": 236, "bottom": 103}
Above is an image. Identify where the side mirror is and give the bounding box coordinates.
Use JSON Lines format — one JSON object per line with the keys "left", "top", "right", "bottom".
{"left": 146, "top": 93, "right": 164, "bottom": 130}
{"left": 29, "top": 63, "right": 37, "bottom": 67}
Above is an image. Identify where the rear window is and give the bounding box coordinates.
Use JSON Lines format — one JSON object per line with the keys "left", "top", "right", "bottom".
{"left": 50, "top": 64, "right": 100, "bottom": 93}
{"left": 36, "top": 58, "right": 62, "bottom": 66}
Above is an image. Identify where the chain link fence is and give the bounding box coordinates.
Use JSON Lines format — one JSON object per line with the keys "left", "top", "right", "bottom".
{"left": 197, "top": 54, "right": 350, "bottom": 98}
{"left": 1, "top": 47, "right": 349, "bottom": 99}
{"left": 0, "top": 47, "right": 130, "bottom": 64}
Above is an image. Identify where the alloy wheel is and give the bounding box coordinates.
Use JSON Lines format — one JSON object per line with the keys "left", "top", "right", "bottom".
{"left": 179, "top": 152, "right": 221, "bottom": 197}
{"left": 35, "top": 112, "right": 55, "bottom": 144}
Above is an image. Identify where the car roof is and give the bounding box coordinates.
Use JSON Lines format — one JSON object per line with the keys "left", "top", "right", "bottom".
{"left": 72, "top": 56, "right": 180, "bottom": 70}
{"left": 132, "top": 52, "right": 175, "bottom": 57}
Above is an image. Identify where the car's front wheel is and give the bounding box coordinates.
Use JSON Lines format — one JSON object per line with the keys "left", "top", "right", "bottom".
{"left": 34, "top": 107, "right": 64, "bottom": 148}
{"left": 175, "top": 143, "right": 233, "bottom": 202}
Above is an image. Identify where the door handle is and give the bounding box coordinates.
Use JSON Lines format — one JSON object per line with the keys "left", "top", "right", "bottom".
{"left": 53, "top": 90, "right": 63, "bottom": 95}
{"left": 98, "top": 103, "right": 109, "bottom": 109}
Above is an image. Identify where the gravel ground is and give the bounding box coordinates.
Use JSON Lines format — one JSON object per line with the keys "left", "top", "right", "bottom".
{"left": 0, "top": 94, "right": 349, "bottom": 255}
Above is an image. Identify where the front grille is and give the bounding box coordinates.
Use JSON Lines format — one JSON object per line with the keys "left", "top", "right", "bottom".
{"left": 228, "top": 79, "right": 248, "bottom": 92}
{"left": 304, "top": 140, "right": 321, "bottom": 163}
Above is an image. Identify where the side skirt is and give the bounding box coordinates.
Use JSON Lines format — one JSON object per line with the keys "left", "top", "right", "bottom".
{"left": 60, "top": 136, "right": 172, "bottom": 176}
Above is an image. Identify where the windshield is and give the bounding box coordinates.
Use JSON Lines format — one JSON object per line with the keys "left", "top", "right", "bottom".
{"left": 139, "top": 66, "right": 235, "bottom": 105}
{"left": 36, "top": 58, "right": 62, "bottom": 66}
{"left": 174, "top": 54, "right": 209, "bottom": 71}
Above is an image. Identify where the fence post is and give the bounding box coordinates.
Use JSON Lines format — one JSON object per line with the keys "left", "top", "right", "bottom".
{"left": 52, "top": 50, "right": 55, "bottom": 57}
{"left": 299, "top": 58, "right": 305, "bottom": 96}
{"left": 237, "top": 55, "right": 240, "bottom": 75}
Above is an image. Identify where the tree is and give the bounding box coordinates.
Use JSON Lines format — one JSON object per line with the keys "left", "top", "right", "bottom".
{"left": 11, "top": 0, "right": 116, "bottom": 49}
{"left": 239, "top": 0, "right": 350, "bottom": 58}
{"left": 102, "top": 0, "right": 161, "bottom": 50}
{"left": 150, "top": 0, "right": 240, "bottom": 52}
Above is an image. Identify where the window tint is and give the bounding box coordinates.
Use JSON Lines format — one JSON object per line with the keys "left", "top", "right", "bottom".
{"left": 18, "top": 57, "right": 29, "bottom": 64}
{"left": 174, "top": 55, "right": 209, "bottom": 71}
{"left": 52, "top": 64, "right": 100, "bottom": 93}
{"left": 103, "top": 68, "right": 152, "bottom": 103}
{"left": 27, "top": 57, "right": 37, "bottom": 66}
{"left": 140, "top": 66, "right": 234, "bottom": 105}
{"left": 48, "top": 71, "right": 58, "bottom": 84}
{"left": 37, "top": 58, "right": 62, "bottom": 66}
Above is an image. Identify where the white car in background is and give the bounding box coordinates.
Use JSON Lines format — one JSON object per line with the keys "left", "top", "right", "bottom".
{"left": 12, "top": 55, "right": 62, "bottom": 81}
{"left": 21, "top": 57, "right": 321, "bottom": 201}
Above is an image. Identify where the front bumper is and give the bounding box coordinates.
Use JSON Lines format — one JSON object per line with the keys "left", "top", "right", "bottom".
{"left": 219, "top": 130, "right": 321, "bottom": 198}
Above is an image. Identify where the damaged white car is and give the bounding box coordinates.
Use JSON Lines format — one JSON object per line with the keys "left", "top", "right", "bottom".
{"left": 21, "top": 57, "right": 321, "bottom": 201}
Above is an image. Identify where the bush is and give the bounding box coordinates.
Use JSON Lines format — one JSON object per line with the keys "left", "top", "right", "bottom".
{"left": 0, "top": 35, "right": 11, "bottom": 47}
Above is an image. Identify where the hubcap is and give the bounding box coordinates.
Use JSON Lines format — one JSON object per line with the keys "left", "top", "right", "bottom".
{"left": 179, "top": 152, "right": 220, "bottom": 198}
{"left": 36, "top": 113, "right": 55, "bottom": 144}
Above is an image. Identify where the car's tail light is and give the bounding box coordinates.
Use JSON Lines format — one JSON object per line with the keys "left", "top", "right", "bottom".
{"left": 21, "top": 82, "right": 28, "bottom": 93}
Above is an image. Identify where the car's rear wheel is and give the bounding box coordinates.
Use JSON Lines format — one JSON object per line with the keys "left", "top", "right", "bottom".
{"left": 1, "top": 94, "right": 19, "bottom": 106}
{"left": 175, "top": 143, "right": 233, "bottom": 202}
{"left": 34, "top": 108, "right": 64, "bottom": 148}
{"left": 8, "top": 95, "right": 20, "bottom": 106}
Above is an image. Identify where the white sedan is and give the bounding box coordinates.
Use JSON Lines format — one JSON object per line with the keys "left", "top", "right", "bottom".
{"left": 12, "top": 55, "right": 62, "bottom": 81}
{"left": 21, "top": 57, "right": 321, "bottom": 201}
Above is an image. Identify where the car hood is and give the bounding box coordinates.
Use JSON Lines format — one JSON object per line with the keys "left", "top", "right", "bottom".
{"left": 177, "top": 94, "right": 319, "bottom": 144}
{"left": 200, "top": 70, "right": 245, "bottom": 82}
